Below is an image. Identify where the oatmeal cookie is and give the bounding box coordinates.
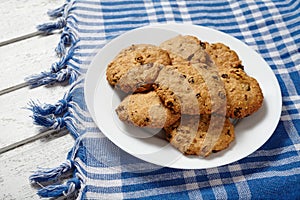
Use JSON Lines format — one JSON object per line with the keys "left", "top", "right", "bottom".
{"left": 201, "top": 42, "right": 244, "bottom": 70}
{"left": 115, "top": 91, "right": 180, "bottom": 128}
{"left": 219, "top": 67, "right": 264, "bottom": 118}
{"left": 158, "top": 35, "right": 227, "bottom": 116}
{"left": 161, "top": 35, "right": 263, "bottom": 118}
{"left": 106, "top": 44, "right": 171, "bottom": 91}
{"left": 164, "top": 114, "right": 235, "bottom": 157}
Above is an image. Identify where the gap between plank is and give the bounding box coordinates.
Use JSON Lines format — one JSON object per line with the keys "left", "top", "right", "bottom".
{"left": 0, "top": 30, "right": 62, "bottom": 47}
{"left": 0, "top": 82, "right": 29, "bottom": 96}
{"left": 0, "top": 31, "right": 44, "bottom": 47}
{"left": 0, "top": 128, "right": 67, "bottom": 155}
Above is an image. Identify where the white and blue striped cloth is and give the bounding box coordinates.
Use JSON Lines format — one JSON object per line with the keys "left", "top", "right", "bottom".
{"left": 28, "top": 0, "right": 300, "bottom": 199}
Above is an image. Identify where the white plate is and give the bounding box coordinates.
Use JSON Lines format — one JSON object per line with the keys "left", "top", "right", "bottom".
{"left": 85, "top": 24, "right": 282, "bottom": 169}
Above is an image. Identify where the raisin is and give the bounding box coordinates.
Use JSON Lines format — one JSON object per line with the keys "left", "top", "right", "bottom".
{"left": 212, "top": 75, "right": 219, "bottom": 80}
{"left": 187, "top": 53, "right": 195, "bottom": 61}
{"left": 218, "top": 91, "right": 226, "bottom": 99}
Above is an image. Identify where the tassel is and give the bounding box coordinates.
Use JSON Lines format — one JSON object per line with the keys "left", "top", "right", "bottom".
{"left": 37, "top": 17, "right": 66, "bottom": 33}
{"left": 47, "top": 2, "right": 68, "bottom": 18}
{"left": 26, "top": 68, "right": 79, "bottom": 88}
{"left": 31, "top": 109, "right": 79, "bottom": 137}
{"left": 52, "top": 40, "right": 78, "bottom": 72}
{"left": 32, "top": 113, "right": 67, "bottom": 129}
{"left": 55, "top": 28, "right": 78, "bottom": 57}
{"left": 25, "top": 41, "right": 79, "bottom": 87}
{"left": 49, "top": 0, "right": 75, "bottom": 18}
{"left": 30, "top": 160, "right": 74, "bottom": 183}
{"left": 28, "top": 99, "right": 68, "bottom": 116}
{"left": 47, "top": 7, "right": 65, "bottom": 18}
{"left": 37, "top": 177, "right": 81, "bottom": 197}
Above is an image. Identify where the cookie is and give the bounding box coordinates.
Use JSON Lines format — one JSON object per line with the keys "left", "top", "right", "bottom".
{"left": 219, "top": 67, "right": 264, "bottom": 118}
{"left": 115, "top": 91, "right": 180, "bottom": 128}
{"left": 201, "top": 42, "right": 244, "bottom": 70}
{"left": 164, "top": 114, "right": 235, "bottom": 157}
{"left": 161, "top": 35, "right": 263, "bottom": 118}
{"left": 160, "top": 35, "right": 213, "bottom": 66}
{"left": 106, "top": 44, "right": 171, "bottom": 91}
{"left": 154, "top": 63, "right": 227, "bottom": 116}
{"left": 201, "top": 41, "right": 263, "bottom": 118}
{"left": 116, "top": 63, "right": 164, "bottom": 93}
{"left": 158, "top": 35, "right": 227, "bottom": 116}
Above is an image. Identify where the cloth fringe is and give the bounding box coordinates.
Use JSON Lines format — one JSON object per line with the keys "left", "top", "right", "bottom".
{"left": 36, "top": 17, "right": 66, "bottom": 33}
{"left": 30, "top": 160, "right": 74, "bottom": 183}
{"left": 47, "top": 0, "right": 72, "bottom": 18}
{"left": 30, "top": 129, "right": 83, "bottom": 198}
{"left": 29, "top": 80, "right": 80, "bottom": 136}
{"left": 27, "top": 0, "right": 79, "bottom": 87}
{"left": 36, "top": 177, "right": 81, "bottom": 198}
{"left": 28, "top": 99, "right": 69, "bottom": 116}
{"left": 56, "top": 27, "right": 78, "bottom": 57}
{"left": 25, "top": 43, "right": 80, "bottom": 87}
{"left": 29, "top": 0, "right": 84, "bottom": 198}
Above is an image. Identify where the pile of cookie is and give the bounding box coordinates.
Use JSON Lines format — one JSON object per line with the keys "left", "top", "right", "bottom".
{"left": 106, "top": 35, "right": 263, "bottom": 157}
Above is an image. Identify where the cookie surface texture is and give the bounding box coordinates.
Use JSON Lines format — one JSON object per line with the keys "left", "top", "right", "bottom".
{"left": 115, "top": 91, "right": 180, "bottom": 128}
{"left": 202, "top": 42, "right": 244, "bottom": 70}
{"left": 161, "top": 35, "right": 263, "bottom": 118}
{"left": 106, "top": 44, "right": 171, "bottom": 91}
{"left": 164, "top": 115, "right": 235, "bottom": 156}
{"left": 158, "top": 35, "right": 227, "bottom": 116}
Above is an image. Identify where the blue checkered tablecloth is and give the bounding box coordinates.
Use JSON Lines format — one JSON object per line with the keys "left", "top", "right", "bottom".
{"left": 28, "top": 0, "right": 300, "bottom": 199}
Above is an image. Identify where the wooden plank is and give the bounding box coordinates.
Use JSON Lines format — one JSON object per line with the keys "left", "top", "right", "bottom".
{"left": 0, "top": 34, "right": 61, "bottom": 91}
{"left": 0, "top": 133, "right": 74, "bottom": 199}
{"left": 0, "top": 0, "right": 64, "bottom": 42}
{"left": 0, "top": 84, "right": 71, "bottom": 149}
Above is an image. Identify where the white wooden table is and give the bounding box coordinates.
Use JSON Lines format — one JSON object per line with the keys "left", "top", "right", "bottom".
{"left": 0, "top": 1, "right": 75, "bottom": 199}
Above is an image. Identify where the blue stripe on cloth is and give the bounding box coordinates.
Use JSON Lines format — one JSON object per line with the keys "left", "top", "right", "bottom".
{"left": 28, "top": 0, "right": 300, "bottom": 199}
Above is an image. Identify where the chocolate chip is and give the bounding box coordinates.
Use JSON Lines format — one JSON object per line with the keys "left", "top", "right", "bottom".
{"left": 226, "top": 130, "right": 231, "bottom": 136}
{"left": 235, "top": 64, "right": 244, "bottom": 70}
{"left": 135, "top": 56, "right": 144, "bottom": 64}
{"left": 188, "top": 77, "right": 195, "bottom": 84}
{"left": 200, "top": 41, "right": 206, "bottom": 49}
{"left": 234, "top": 107, "right": 242, "bottom": 117}
{"left": 221, "top": 74, "right": 229, "bottom": 78}
{"left": 166, "top": 101, "right": 174, "bottom": 107}
{"left": 196, "top": 93, "right": 201, "bottom": 98}
{"left": 180, "top": 74, "right": 187, "bottom": 79}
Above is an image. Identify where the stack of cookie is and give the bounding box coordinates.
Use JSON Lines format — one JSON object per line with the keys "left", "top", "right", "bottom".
{"left": 106, "top": 35, "right": 263, "bottom": 157}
